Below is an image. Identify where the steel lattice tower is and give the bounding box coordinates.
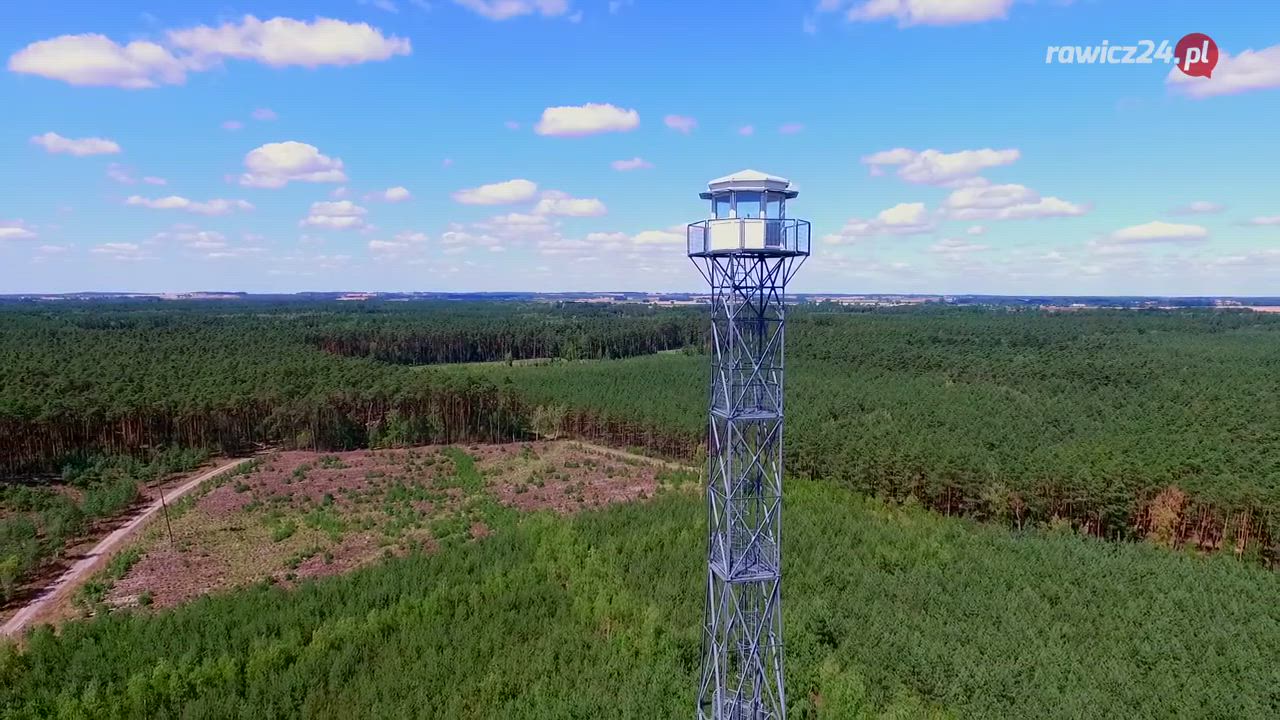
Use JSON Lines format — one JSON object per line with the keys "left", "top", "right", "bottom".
{"left": 687, "top": 171, "right": 810, "bottom": 720}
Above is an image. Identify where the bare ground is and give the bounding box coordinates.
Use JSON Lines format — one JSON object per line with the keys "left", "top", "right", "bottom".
{"left": 99, "top": 442, "right": 696, "bottom": 614}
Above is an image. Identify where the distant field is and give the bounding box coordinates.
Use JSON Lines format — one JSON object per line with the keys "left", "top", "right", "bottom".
{"left": 2, "top": 476, "right": 1276, "bottom": 718}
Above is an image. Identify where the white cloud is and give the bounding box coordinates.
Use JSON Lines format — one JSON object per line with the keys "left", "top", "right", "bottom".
{"left": 222, "top": 120, "right": 245, "bottom": 131}
{"left": 533, "top": 191, "right": 607, "bottom": 217}
{"left": 360, "top": 0, "right": 401, "bottom": 12}
{"left": 30, "top": 132, "right": 121, "bottom": 156}
{"left": 1242, "top": 215, "right": 1280, "bottom": 226}
{"left": 370, "top": 186, "right": 412, "bottom": 202}
{"left": 301, "top": 200, "right": 368, "bottom": 230}
{"left": 8, "top": 34, "right": 186, "bottom": 89}
{"left": 395, "top": 231, "right": 429, "bottom": 243}
{"left": 126, "top": 195, "right": 254, "bottom": 215}
{"left": 504, "top": 120, "right": 521, "bottom": 130}
{"left": 369, "top": 239, "right": 409, "bottom": 254}
{"left": 106, "top": 164, "right": 166, "bottom": 185}
{"left": 823, "top": 202, "right": 934, "bottom": 243}
{"left": 1169, "top": 200, "right": 1225, "bottom": 215}
{"left": 863, "top": 147, "right": 1020, "bottom": 185}
{"left": 942, "top": 180, "right": 1087, "bottom": 220}
{"left": 631, "top": 228, "right": 685, "bottom": 245}
{"left": 167, "top": 15, "right": 411, "bottom": 68}
{"left": 664, "top": 114, "right": 697, "bottom": 133}
{"left": 451, "top": 178, "right": 538, "bottom": 205}
{"left": 251, "top": 107, "right": 278, "bottom": 121}
{"left": 535, "top": 103, "right": 639, "bottom": 136}
{"left": 107, "top": 164, "right": 134, "bottom": 184}
{"left": 1166, "top": 44, "right": 1280, "bottom": 99}
{"left": 779, "top": 122, "right": 805, "bottom": 134}
{"left": 203, "top": 246, "right": 266, "bottom": 260}
{"left": 453, "top": 0, "right": 570, "bottom": 20}
{"left": 737, "top": 124, "right": 755, "bottom": 136}
{"left": 610, "top": 157, "right": 653, "bottom": 171}
{"left": 966, "top": 225, "right": 986, "bottom": 235}
{"left": 91, "top": 242, "right": 149, "bottom": 260}
{"left": 1108, "top": 221, "right": 1208, "bottom": 244}
{"left": 9, "top": 17, "right": 409, "bottom": 90}
{"left": 0, "top": 220, "right": 38, "bottom": 241}
{"left": 35, "top": 244, "right": 69, "bottom": 255}
{"left": 839, "top": 0, "right": 1014, "bottom": 26}
{"left": 239, "top": 142, "right": 347, "bottom": 188}
{"left": 152, "top": 228, "right": 229, "bottom": 250}
{"left": 929, "top": 237, "right": 989, "bottom": 254}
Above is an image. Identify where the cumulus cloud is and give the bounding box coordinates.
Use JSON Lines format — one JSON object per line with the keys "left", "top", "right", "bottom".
{"left": 1241, "top": 215, "right": 1280, "bottom": 226}
{"left": 30, "top": 132, "right": 120, "bottom": 156}
{"left": 370, "top": 186, "right": 412, "bottom": 202}
{"left": 863, "top": 147, "right": 1020, "bottom": 185}
{"left": 222, "top": 120, "right": 245, "bottom": 131}
{"left": 824, "top": 202, "right": 935, "bottom": 243}
{"left": 837, "top": 0, "right": 1014, "bottom": 26}
{"left": 631, "top": 228, "right": 685, "bottom": 245}
{"left": 533, "top": 191, "right": 607, "bottom": 217}
{"left": 368, "top": 238, "right": 411, "bottom": 256}
{"left": 779, "top": 122, "right": 805, "bottom": 134}
{"left": 1166, "top": 44, "right": 1280, "bottom": 98}
{"left": 1169, "top": 201, "right": 1225, "bottom": 215}
{"left": 534, "top": 103, "right": 639, "bottom": 136}
{"left": 8, "top": 17, "right": 410, "bottom": 89}
{"left": 251, "top": 107, "right": 278, "bottom": 121}
{"left": 0, "top": 220, "right": 38, "bottom": 241}
{"left": 1108, "top": 221, "right": 1208, "bottom": 244}
{"left": 929, "top": 237, "right": 989, "bottom": 254}
{"left": 451, "top": 178, "right": 538, "bottom": 205}
{"left": 300, "top": 200, "right": 368, "bottom": 230}
{"left": 942, "top": 179, "right": 1087, "bottom": 220}
{"left": 611, "top": 157, "right": 653, "bottom": 171}
{"left": 91, "top": 242, "right": 149, "bottom": 260}
{"left": 8, "top": 35, "right": 186, "bottom": 88}
{"left": 126, "top": 195, "right": 254, "bottom": 215}
{"left": 452, "top": 0, "right": 571, "bottom": 20}
{"left": 737, "top": 124, "right": 755, "bottom": 136}
{"left": 106, "top": 164, "right": 167, "bottom": 185}
{"left": 239, "top": 142, "right": 347, "bottom": 188}
{"left": 664, "top": 114, "right": 697, "bottom": 133}
{"left": 166, "top": 15, "right": 411, "bottom": 68}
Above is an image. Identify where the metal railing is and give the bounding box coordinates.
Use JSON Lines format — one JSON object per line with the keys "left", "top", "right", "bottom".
{"left": 687, "top": 218, "right": 811, "bottom": 257}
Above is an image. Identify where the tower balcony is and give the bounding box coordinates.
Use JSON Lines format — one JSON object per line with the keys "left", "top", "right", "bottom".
{"left": 687, "top": 218, "right": 811, "bottom": 258}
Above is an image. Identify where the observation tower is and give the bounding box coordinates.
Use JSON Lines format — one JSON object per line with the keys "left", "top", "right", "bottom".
{"left": 687, "top": 170, "right": 810, "bottom": 719}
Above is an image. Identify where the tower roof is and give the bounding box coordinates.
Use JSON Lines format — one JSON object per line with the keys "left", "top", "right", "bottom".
{"left": 701, "top": 169, "right": 797, "bottom": 198}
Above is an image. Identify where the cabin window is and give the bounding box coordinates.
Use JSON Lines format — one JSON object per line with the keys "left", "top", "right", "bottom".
{"left": 734, "top": 191, "right": 762, "bottom": 219}
{"left": 714, "top": 195, "right": 732, "bottom": 219}
{"left": 765, "top": 192, "right": 783, "bottom": 219}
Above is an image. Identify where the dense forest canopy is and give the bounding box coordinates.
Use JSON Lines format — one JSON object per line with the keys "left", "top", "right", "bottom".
{"left": 2, "top": 479, "right": 1277, "bottom": 718}
{"left": 1, "top": 300, "right": 1277, "bottom": 560}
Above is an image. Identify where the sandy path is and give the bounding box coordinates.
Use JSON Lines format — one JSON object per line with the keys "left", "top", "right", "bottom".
{"left": 567, "top": 441, "right": 698, "bottom": 473}
{"left": 1, "top": 457, "right": 254, "bottom": 638}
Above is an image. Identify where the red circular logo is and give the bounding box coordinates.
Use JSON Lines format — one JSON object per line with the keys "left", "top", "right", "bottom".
{"left": 1175, "top": 33, "right": 1219, "bottom": 78}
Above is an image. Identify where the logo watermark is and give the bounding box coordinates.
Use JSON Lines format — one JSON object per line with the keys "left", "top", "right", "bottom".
{"left": 1046, "top": 33, "right": 1218, "bottom": 77}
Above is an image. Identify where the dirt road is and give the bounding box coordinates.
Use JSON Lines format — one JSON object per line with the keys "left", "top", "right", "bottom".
{"left": 1, "top": 457, "right": 254, "bottom": 638}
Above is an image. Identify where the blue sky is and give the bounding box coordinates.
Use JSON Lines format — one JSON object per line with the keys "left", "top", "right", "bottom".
{"left": 1, "top": 0, "right": 1278, "bottom": 295}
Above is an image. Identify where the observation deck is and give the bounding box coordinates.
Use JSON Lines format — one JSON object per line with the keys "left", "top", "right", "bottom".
{"left": 686, "top": 169, "right": 811, "bottom": 258}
